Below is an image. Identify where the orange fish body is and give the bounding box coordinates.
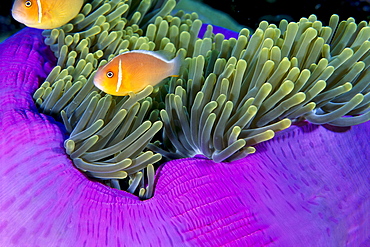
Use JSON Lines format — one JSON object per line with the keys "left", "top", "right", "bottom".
{"left": 12, "top": 0, "right": 83, "bottom": 29}
{"left": 94, "top": 50, "right": 182, "bottom": 96}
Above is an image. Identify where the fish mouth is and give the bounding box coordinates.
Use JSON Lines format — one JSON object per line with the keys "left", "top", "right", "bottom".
{"left": 11, "top": 10, "right": 37, "bottom": 27}
{"left": 11, "top": 10, "right": 26, "bottom": 22}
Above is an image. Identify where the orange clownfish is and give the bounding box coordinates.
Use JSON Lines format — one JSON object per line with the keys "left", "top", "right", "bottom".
{"left": 12, "top": 0, "right": 83, "bottom": 29}
{"left": 94, "top": 50, "right": 182, "bottom": 96}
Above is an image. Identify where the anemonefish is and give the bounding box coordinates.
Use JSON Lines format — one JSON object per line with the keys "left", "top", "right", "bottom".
{"left": 12, "top": 0, "right": 83, "bottom": 29}
{"left": 93, "top": 50, "right": 182, "bottom": 96}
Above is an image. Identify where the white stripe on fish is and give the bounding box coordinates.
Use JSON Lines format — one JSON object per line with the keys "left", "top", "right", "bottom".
{"left": 116, "top": 59, "right": 123, "bottom": 92}
{"left": 36, "top": 0, "right": 42, "bottom": 23}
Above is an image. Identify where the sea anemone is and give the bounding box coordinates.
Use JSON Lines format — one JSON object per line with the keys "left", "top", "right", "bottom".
{"left": 0, "top": 30, "right": 369, "bottom": 245}
{"left": 32, "top": 0, "right": 369, "bottom": 197}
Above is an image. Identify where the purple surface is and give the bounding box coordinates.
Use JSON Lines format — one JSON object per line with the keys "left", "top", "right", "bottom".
{"left": 199, "top": 23, "right": 240, "bottom": 39}
{"left": 0, "top": 28, "right": 369, "bottom": 246}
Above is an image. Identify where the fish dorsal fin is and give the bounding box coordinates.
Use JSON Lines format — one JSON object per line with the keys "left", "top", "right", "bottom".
{"left": 123, "top": 50, "right": 175, "bottom": 63}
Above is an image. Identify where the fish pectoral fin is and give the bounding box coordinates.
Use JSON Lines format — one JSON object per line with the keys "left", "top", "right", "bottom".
{"left": 171, "top": 75, "right": 180, "bottom": 78}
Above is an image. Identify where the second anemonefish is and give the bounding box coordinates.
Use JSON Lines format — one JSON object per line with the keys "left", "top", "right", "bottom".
{"left": 12, "top": 0, "right": 84, "bottom": 29}
{"left": 93, "top": 50, "right": 182, "bottom": 96}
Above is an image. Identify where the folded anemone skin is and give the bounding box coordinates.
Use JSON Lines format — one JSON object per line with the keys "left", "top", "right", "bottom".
{"left": 0, "top": 28, "right": 370, "bottom": 246}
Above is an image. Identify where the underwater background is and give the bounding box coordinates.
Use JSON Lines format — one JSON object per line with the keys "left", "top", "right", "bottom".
{"left": 1, "top": 0, "right": 369, "bottom": 43}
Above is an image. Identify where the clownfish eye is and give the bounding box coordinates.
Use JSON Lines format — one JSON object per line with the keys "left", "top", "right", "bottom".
{"left": 25, "top": 0, "right": 32, "bottom": 7}
{"left": 106, "top": 71, "right": 114, "bottom": 78}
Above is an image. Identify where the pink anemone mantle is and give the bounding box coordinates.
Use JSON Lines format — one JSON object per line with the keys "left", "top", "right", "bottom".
{"left": 0, "top": 28, "right": 369, "bottom": 246}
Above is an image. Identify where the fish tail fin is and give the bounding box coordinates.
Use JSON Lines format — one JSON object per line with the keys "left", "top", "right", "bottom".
{"left": 171, "top": 49, "right": 186, "bottom": 77}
